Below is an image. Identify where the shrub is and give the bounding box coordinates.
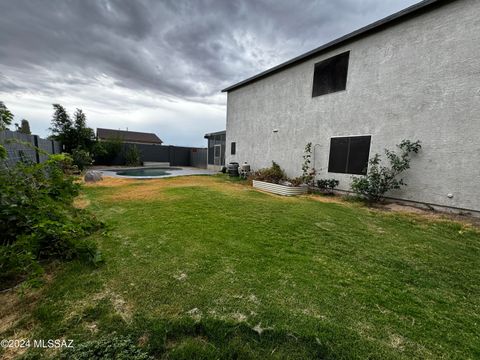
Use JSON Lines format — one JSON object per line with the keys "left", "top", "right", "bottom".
{"left": 351, "top": 139, "right": 421, "bottom": 202}
{"left": 288, "top": 176, "right": 305, "bottom": 187}
{"left": 249, "top": 161, "right": 285, "bottom": 184}
{"left": 0, "top": 153, "right": 102, "bottom": 289}
{"left": 317, "top": 178, "right": 339, "bottom": 194}
{"left": 125, "top": 145, "right": 141, "bottom": 166}
{"left": 302, "top": 142, "right": 316, "bottom": 185}
{"left": 94, "top": 137, "right": 123, "bottom": 165}
{"left": 60, "top": 335, "right": 153, "bottom": 360}
{"left": 72, "top": 147, "right": 93, "bottom": 171}
{"left": 0, "top": 144, "right": 6, "bottom": 159}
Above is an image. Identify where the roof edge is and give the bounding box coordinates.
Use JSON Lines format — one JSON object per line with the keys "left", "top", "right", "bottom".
{"left": 221, "top": 0, "right": 453, "bottom": 93}
{"left": 204, "top": 130, "right": 226, "bottom": 138}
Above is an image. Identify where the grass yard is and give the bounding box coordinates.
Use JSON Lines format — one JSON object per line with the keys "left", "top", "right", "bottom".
{"left": 1, "top": 175, "right": 479, "bottom": 359}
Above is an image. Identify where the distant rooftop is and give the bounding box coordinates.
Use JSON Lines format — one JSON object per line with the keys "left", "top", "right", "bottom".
{"left": 204, "top": 130, "right": 226, "bottom": 139}
{"left": 97, "top": 128, "right": 163, "bottom": 145}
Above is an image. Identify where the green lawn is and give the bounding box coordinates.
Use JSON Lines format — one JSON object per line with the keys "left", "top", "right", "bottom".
{"left": 3, "top": 175, "right": 480, "bottom": 359}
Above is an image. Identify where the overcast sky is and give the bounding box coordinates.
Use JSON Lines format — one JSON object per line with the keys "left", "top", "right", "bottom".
{"left": 0, "top": 0, "right": 419, "bottom": 147}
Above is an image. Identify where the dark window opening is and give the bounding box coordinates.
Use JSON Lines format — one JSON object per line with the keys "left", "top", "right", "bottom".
{"left": 328, "top": 135, "right": 371, "bottom": 175}
{"left": 312, "top": 51, "right": 350, "bottom": 97}
{"left": 231, "top": 142, "right": 236, "bottom": 155}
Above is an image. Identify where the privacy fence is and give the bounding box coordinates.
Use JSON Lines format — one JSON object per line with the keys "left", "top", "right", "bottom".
{"left": 0, "top": 130, "right": 208, "bottom": 169}
{"left": 101, "top": 142, "right": 207, "bottom": 168}
{"left": 0, "top": 130, "right": 62, "bottom": 167}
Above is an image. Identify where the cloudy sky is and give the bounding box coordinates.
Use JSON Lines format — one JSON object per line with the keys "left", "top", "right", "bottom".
{"left": 0, "top": 0, "right": 419, "bottom": 146}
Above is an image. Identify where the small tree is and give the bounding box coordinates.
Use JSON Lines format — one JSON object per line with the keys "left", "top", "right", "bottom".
{"left": 351, "top": 139, "right": 422, "bottom": 202}
{"left": 16, "top": 119, "right": 31, "bottom": 134}
{"left": 73, "top": 109, "right": 95, "bottom": 151}
{"left": 0, "top": 101, "right": 14, "bottom": 130}
{"left": 49, "top": 105, "right": 95, "bottom": 155}
{"left": 50, "top": 104, "right": 75, "bottom": 152}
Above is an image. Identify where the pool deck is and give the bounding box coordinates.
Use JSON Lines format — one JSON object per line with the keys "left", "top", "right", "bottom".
{"left": 97, "top": 166, "right": 217, "bottom": 179}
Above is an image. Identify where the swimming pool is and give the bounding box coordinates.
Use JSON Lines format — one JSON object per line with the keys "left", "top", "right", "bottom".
{"left": 98, "top": 167, "right": 217, "bottom": 179}
{"left": 115, "top": 167, "right": 181, "bottom": 177}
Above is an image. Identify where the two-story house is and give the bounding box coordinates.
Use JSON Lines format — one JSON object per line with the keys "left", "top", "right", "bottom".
{"left": 223, "top": 0, "right": 480, "bottom": 214}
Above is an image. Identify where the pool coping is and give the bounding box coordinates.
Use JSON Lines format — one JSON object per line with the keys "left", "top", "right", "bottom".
{"left": 96, "top": 166, "right": 217, "bottom": 179}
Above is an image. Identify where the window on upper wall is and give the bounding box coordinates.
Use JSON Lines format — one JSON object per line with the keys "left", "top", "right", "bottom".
{"left": 328, "top": 135, "right": 371, "bottom": 175}
{"left": 230, "top": 142, "right": 236, "bottom": 155}
{"left": 312, "top": 51, "right": 350, "bottom": 97}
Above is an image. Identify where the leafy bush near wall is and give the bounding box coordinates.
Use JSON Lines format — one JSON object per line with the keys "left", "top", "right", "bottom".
{"left": 351, "top": 140, "right": 421, "bottom": 202}
{"left": 72, "top": 147, "right": 93, "bottom": 171}
{"left": 94, "top": 137, "right": 123, "bottom": 165}
{"left": 249, "top": 161, "right": 286, "bottom": 184}
{"left": 125, "top": 145, "right": 141, "bottom": 166}
{"left": 302, "top": 142, "right": 316, "bottom": 185}
{"left": 317, "top": 178, "right": 339, "bottom": 194}
{"left": 0, "top": 153, "right": 102, "bottom": 289}
{"left": 0, "top": 144, "right": 6, "bottom": 159}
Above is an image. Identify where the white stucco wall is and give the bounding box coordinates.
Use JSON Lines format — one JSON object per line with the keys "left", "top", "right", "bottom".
{"left": 225, "top": 0, "right": 480, "bottom": 212}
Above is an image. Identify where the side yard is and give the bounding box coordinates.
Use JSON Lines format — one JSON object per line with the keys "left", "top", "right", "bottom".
{"left": 1, "top": 175, "right": 479, "bottom": 359}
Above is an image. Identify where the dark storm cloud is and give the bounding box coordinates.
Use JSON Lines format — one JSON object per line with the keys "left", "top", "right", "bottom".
{"left": 0, "top": 0, "right": 419, "bottom": 104}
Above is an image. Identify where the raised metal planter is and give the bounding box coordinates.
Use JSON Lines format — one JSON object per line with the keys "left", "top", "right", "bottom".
{"left": 252, "top": 180, "right": 307, "bottom": 196}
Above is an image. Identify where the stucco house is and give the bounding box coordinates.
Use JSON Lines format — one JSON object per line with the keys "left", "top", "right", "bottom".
{"left": 223, "top": 0, "right": 480, "bottom": 214}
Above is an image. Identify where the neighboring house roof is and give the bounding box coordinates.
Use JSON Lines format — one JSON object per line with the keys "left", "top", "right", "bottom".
{"left": 204, "top": 130, "right": 226, "bottom": 139}
{"left": 222, "top": 0, "right": 453, "bottom": 93}
{"left": 97, "top": 128, "right": 163, "bottom": 144}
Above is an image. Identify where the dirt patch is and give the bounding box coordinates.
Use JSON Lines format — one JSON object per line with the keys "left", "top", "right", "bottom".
{"left": 83, "top": 177, "right": 134, "bottom": 187}
{"left": 305, "top": 194, "right": 346, "bottom": 204}
{"left": 0, "top": 291, "right": 24, "bottom": 334}
{"left": 91, "top": 289, "right": 133, "bottom": 323}
{"left": 109, "top": 292, "right": 132, "bottom": 322}
{"left": 378, "top": 203, "right": 480, "bottom": 228}
{"left": 307, "top": 193, "right": 480, "bottom": 228}
{"left": 73, "top": 195, "right": 90, "bottom": 209}
{"left": 0, "top": 283, "right": 47, "bottom": 359}
{"left": 388, "top": 333, "right": 405, "bottom": 351}
{"left": 0, "top": 284, "right": 45, "bottom": 336}
{"left": 382, "top": 203, "right": 432, "bottom": 215}
{"left": 88, "top": 176, "right": 246, "bottom": 202}
{"left": 0, "top": 329, "right": 31, "bottom": 360}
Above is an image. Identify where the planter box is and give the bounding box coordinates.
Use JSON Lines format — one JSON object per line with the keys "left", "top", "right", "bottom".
{"left": 252, "top": 180, "right": 308, "bottom": 196}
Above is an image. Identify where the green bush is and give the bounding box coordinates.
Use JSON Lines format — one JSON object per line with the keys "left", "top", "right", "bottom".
{"left": 249, "top": 161, "right": 285, "bottom": 184}
{"left": 0, "top": 153, "right": 102, "bottom": 289}
{"left": 71, "top": 147, "right": 93, "bottom": 171}
{"left": 0, "top": 144, "right": 6, "bottom": 159}
{"left": 288, "top": 176, "right": 305, "bottom": 187}
{"left": 351, "top": 140, "right": 421, "bottom": 202}
{"left": 60, "top": 335, "right": 153, "bottom": 360}
{"left": 125, "top": 145, "right": 141, "bottom": 166}
{"left": 302, "top": 142, "right": 316, "bottom": 185}
{"left": 94, "top": 137, "right": 123, "bottom": 165}
{"left": 317, "top": 178, "right": 339, "bottom": 194}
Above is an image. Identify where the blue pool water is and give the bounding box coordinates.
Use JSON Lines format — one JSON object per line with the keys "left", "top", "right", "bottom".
{"left": 115, "top": 167, "right": 181, "bottom": 177}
